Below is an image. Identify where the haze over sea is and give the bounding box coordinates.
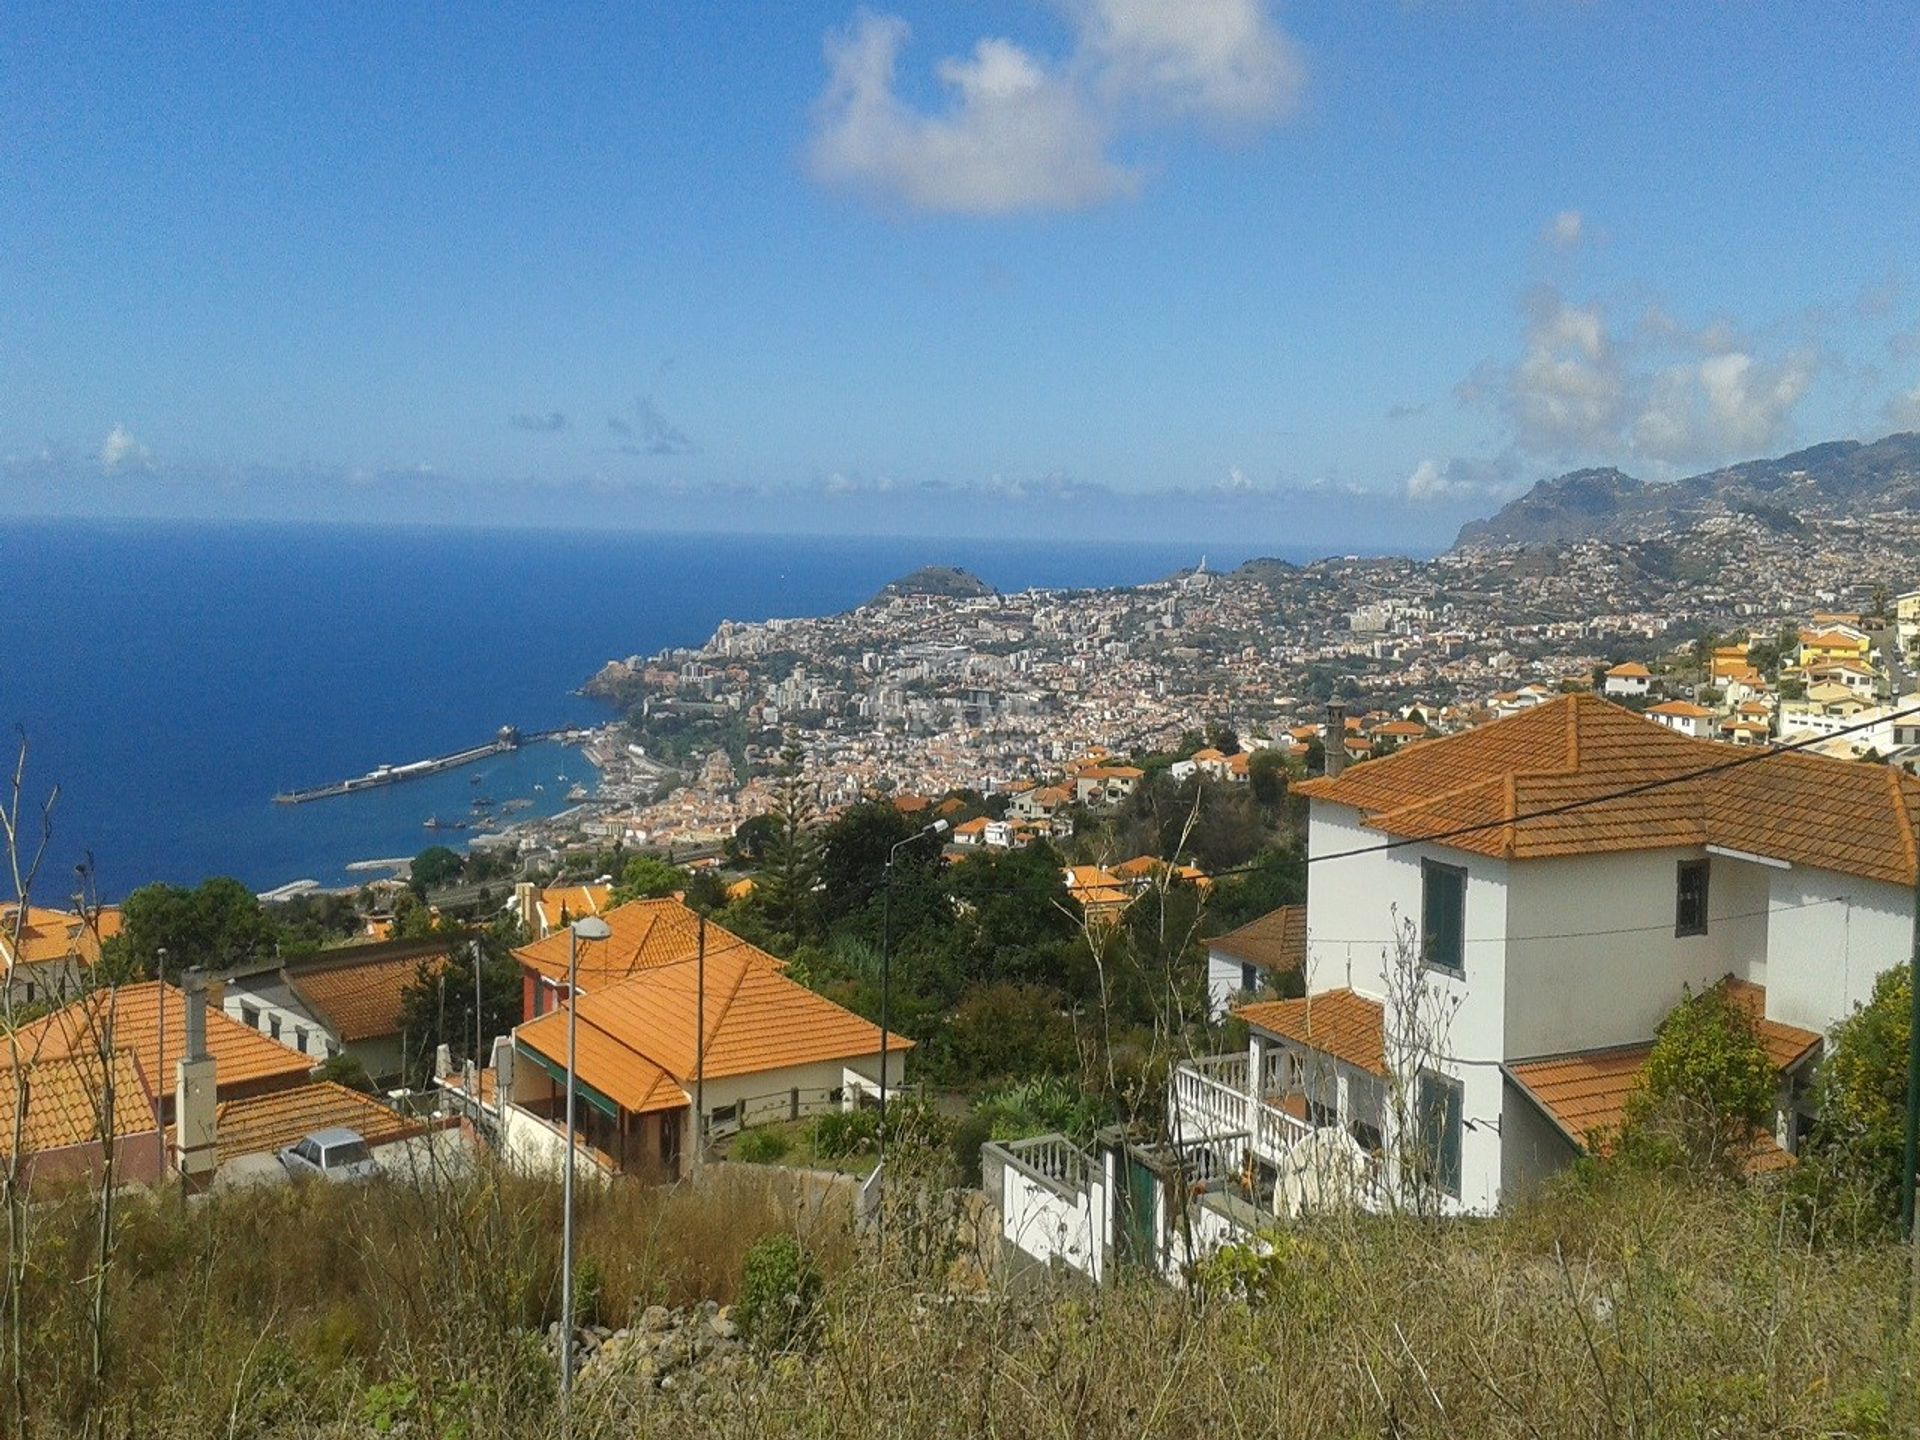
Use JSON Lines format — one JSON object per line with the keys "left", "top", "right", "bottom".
{"left": 0, "top": 519, "right": 1330, "bottom": 901}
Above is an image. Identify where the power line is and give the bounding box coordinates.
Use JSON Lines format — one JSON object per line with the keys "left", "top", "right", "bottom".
{"left": 1294, "top": 893, "right": 1845, "bottom": 950}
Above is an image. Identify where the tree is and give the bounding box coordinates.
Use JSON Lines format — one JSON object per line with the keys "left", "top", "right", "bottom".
{"left": 395, "top": 922, "right": 526, "bottom": 1083}
{"left": 727, "top": 813, "right": 780, "bottom": 865}
{"left": 106, "top": 877, "right": 278, "bottom": 977}
{"left": 757, "top": 746, "right": 824, "bottom": 945}
{"left": 409, "top": 846, "right": 464, "bottom": 895}
{"left": 1619, "top": 985, "right": 1775, "bottom": 1176}
{"left": 1248, "top": 748, "right": 1289, "bottom": 807}
{"left": 612, "top": 855, "right": 687, "bottom": 903}
{"left": 1810, "top": 966, "right": 1910, "bottom": 1205}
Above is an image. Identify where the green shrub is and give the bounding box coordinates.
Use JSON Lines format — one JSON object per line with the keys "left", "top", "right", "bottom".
{"left": 736, "top": 1234, "right": 822, "bottom": 1352}
{"left": 1618, "top": 983, "right": 1775, "bottom": 1176}
{"left": 810, "top": 1107, "right": 880, "bottom": 1159}
{"left": 735, "top": 1127, "right": 792, "bottom": 1164}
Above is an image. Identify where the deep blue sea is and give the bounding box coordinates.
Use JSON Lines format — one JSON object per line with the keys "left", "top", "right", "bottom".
{"left": 0, "top": 519, "right": 1311, "bottom": 899}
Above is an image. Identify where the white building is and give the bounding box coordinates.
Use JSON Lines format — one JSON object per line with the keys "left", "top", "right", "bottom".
{"left": 1602, "top": 662, "right": 1653, "bottom": 699}
{"left": 1646, "top": 699, "right": 1714, "bottom": 739}
{"left": 1166, "top": 693, "right": 1915, "bottom": 1219}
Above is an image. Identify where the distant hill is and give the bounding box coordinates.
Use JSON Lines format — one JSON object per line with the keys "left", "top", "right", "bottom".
{"left": 875, "top": 566, "right": 994, "bottom": 601}
{"left": 1454, "top": 431, "right": 1920, "bottom": 550}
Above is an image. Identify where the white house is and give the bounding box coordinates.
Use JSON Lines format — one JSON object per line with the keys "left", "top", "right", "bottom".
{"left": 223, "top": 938, "right": 449, "bottom": 1081}
{"left": 1167, "top": 693, "right": 1918, "bottom": 1219}
{"left": 1204, "top": 904, "right": 1305, "bottom": 1018}
{"left": 1646, "top": 699, "right": 1714, "bottom": 739}
{"left": 1602, "top": 662, "right": 1653, "bottom": 699}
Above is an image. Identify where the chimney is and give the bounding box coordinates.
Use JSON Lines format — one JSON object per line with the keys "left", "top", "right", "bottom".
{"left": 1326, "top": 700, "right": 1347, "bottom": 778}
{"left": 173, "top": 970, "right": 218, "bottom": 1190}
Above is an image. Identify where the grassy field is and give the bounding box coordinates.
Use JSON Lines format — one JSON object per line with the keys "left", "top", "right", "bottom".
{"left": 6, "top": 1160, "right": 1918, "bottom": 1437}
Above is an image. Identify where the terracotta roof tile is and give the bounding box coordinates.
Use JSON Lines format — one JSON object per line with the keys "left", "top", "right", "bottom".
{"left": 516, "top": 898, "right": 784, "bottom": 989}
{"left": 1295, "top": 694, "right": 1920, "bottom": 885}
{"left": 1210, "top": 904, "right": 1306, "bottom": 974}
{"left": 1236, "top": 989, "right": 1385, "bottom": 1077}
{"left": 191, "top": 1081, "right": 429, "bottom": 1163}
{"left": 15, "top": 982, "right": 312, "bottom": 1094}
{"left": 515, "top": 945, "right": 911, "bottom": 1118}
{"left": 0, "top": 1047, "right": 156, "bottom": 1156}
{"left": 287, "top": 948, "right": 445, "bottom": 1042}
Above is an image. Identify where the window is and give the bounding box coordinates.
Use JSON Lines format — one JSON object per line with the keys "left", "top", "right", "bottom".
{"left": 1416, "top": 1071, "right": 1463, "bottom": 1199}
{"left": 294, "top": 1026, "right": 309, "bottom": 1053}
{"left": 241, "top": 1004, "right": 261, "bottom": 1029}
{"left": 1420, "top": 859, "right": 1467, "bottom": 975}
{"left": 268, "top": 1014, "right": 282, "bottom": 1042}
{"left": 1676, "top": 859, "right": 1710, "bottom": 937}
{"left": 1241, "top": 962, "right": 1261, "bottom": 995}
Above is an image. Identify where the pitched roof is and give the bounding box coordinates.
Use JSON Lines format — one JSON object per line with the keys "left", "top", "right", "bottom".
{"left": 1648, "top": 701, "right": 1713, "bottom": 719}
{"left": 535, "top": 885, "right": 611, "bottom": 934}
{"left": 515, "top": 898, "right": 783, "bottom": 990}
{"left": 1718, "top": 977, "right": 1821, "bottom": 1071}
{"left": 1605, "top": 662, "right": 1651, "bottom": 677}
{"left": 0, "top": 1047, "right": 157, "bottom": 1156}
{"left": 14, "top": 982, "right": 312, "bottom": 1093}
{"left": 1506, "top": 1040, "right": 1794, "bottom": 1174}
{"left": 1, "top": 904, "right": 122, "bottom": 972}
{"left": 1293, "top": 693, "right": 1920, "bottom": 885}
{"left": 1236, "top": 989, "right": 1385, "bottom": 1077}
{"left": 1209, "top": 904, "right": 1306, "bottom": 974}
{"left": 514, "top": 945, "right": 911, "bottom": 1116}
{"left": 285, "top": 945, "right": 446, "bottom": 1042}
{"left": 199, "top": 1081, "right": 427, "bottom": 1163}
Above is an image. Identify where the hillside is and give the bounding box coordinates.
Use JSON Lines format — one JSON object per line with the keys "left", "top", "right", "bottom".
{"left": 874, "top": 566, "right": 995, "bottom": 601}
{"left": 1455, "top": 431, "right": 1920, "bottom": 549}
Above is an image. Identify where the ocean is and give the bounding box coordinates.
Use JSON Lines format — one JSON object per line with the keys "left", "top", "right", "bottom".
{"left": 0, "top": 519, "right": 1316, "bottom": 900}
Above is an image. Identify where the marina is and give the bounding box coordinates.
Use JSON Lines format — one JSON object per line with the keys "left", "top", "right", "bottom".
{"left": 272, "top": 725, "right": 592, "bottom": 805}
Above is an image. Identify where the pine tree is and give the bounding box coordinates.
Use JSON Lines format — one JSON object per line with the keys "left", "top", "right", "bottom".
{"left": 758, "top": 743, "right": 823, "bottom": 945}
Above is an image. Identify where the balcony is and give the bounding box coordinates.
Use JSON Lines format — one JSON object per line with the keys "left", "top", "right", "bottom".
{"left": 1170, "top": 1052, "right": 1312, "bottom": 1169}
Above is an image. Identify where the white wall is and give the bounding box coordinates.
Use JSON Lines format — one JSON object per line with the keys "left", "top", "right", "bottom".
{"left": 694, "top": 1049, "right": 903, "bottom": 1135}
{"left": 221, "top": 983, "right": 334, "bottom": 1061}
{"left": 1305, "top": 800, "right": 1509, "bottom": 1216}
{"left": 1501, "top": 848, "right": 1770, "bottom": 1059}
{"left": 996, "top": 1156, "right": 1107, "bottom": 1283}
{"left": 1765, "top": 865, "right": 1911, "bottom": 1034}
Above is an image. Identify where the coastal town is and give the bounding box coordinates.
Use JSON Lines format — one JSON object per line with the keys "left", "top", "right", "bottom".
{"left": 513, "top": 489, "right": 1920, "bottom": 860}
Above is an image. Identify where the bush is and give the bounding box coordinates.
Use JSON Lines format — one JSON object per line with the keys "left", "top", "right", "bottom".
{"left": 735, "top": 1127, "right": 792, "bottom": 1164}
{"left": 810, "top": 1107, "right": 880, "bottom": 1159}
{"left": 1618, "top": 983, "right": 1775, "bottom": 1177}
{"left": 736, "top": 1234, "right": 822, "bottom": 1352}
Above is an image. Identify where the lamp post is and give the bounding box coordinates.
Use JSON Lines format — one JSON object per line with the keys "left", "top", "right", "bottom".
{"left": 559, "top": 915, "right": 611, "bottom": 1434}
{"left": 877, "top": 818, "right": 949, "bottom": 1206}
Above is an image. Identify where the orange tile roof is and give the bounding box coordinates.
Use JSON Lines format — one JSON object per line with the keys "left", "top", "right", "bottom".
{"left": 0, "top": 1047, "right": 157, "bottom": 1156}
{"left": 535, "top": 884, "right": 611, "bottom": 934}
{"left": 1294, "top": 694, "right": 1920, "bottom": 885}
{"left": 1648, "top": 700, "right": 1713, "bottom": 719}
{"left": 516, "top": 898, "right": 783, "bottom": 990}
{"left": 1236, "top": 989, "right": 1385, "bottom": 1076}
{"left": 1507, "top": 1042, "right": 1794, "bottom": 1174}
{"left": 515, "top": 945, "right": 911, "bottom": 1116}
{"left": 1717, "top": 977, "right": 1821, "bottom": 1071}
{"left": 287, "top": 947, "right": 446, "bottom": 1043}
{"left": 1605, "top": 662, "right": 1651, "bottom": 677}
{"left": 14, "top": 982, "right": 312, "bottom": 1094}
{"left": 1, "top": 904, "right": 122, "bottom": 971}
{"left": 197, "top": 1081, "right": 427, "bottom": 1163}
{"left": 1210, "top": 904, "right": 1306, "bottom": 974}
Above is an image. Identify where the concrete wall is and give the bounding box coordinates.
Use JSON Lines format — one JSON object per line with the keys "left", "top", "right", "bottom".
{"left": 1765, "top": 865, "right": 1911, "bottom": 1034}
{"left": 694, "top": 1050, "right": 902, "bottom": 1137}
{"left": 1305, "top": 800, "right": 1510, "bottom": 1217}
{"left": 1499, "top": 1074, "right": 1580, "bottom": 1200}
{"left": 991, "top": 1151, "right": 1108, "bottom": 1284}
{"left": 1501, "top": 848, "right": 1770, "bottom": 1059}
{"left": 222, "top": 982, "right": 336, "bottom": 1062}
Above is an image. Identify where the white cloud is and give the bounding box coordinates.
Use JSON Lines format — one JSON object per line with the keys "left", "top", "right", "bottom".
{"left": 1403, "top": 454, "right": 1523, "bottom": 507}
{"left": 1543, "top": 209, "right": 1585, "bottom": 251}
{"left": 99, "top": 423, "right": 151, "bottom": 474}
{"left": 1633, "top": 349, "right": 1814, "bottom": 465}
{"left": 1074, "top": 0, "right": 1305, "bottom": 123}
{"left": 1465, "top": 286, "right": 1819, "bottom": 470}
{"left": 1888, "top": 381, "right": 1920, "bottom": 430}
{"left": 807, "top": 2, "right": 1303, "bottom": 215}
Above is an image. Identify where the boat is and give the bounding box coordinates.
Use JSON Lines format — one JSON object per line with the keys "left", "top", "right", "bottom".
{"left": 566, "top": 784, "right": 589, "bottom": 802}
{"left": 471, "top": 795, "right": 496, "bottom": 808}
{"left": 423, "top": 816, "right": 468, "bottom": 832}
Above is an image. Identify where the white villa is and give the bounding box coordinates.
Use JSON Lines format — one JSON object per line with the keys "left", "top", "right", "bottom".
{"left": 990, "top": 695, "right": 1920, "bottom": 1278}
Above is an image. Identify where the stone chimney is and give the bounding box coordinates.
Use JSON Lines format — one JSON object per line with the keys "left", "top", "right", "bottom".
{"left": 1325, "top": 700, "right": 1347, "bottom": 778}
{"left": 173, "top": 970, "right": 218, "bottom": 1190}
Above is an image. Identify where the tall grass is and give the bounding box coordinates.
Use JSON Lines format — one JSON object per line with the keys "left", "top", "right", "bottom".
{"left": 7, "top": 1162, "right": 1917, "bottom": 1437}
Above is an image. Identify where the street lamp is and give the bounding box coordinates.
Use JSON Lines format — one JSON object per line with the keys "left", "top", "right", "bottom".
{"left": 878, "top": 818, "right": 949, "bottom": 1184}
{"left": 559, "top": 914, "right": 611, "bottom": 1432}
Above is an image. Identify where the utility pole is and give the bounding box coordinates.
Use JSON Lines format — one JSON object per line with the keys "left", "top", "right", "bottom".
{"left": 694, "top": 912, "right": 706, "bottom": 1174}
{"left": 471, "top": 938, "right": 484, "bottom": 1067}
{"left": 1902, "top": 832, "right": 1920, "bottom": 1245}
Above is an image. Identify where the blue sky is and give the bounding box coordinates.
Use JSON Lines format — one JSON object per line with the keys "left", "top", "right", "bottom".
{"left": 2, "top": 1, "right": 1917, "bottom": 549}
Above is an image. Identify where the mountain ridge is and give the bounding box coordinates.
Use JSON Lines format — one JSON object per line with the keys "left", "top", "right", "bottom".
{"left": 1454, "top": 431, "right": 1920, "bottom": 550}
